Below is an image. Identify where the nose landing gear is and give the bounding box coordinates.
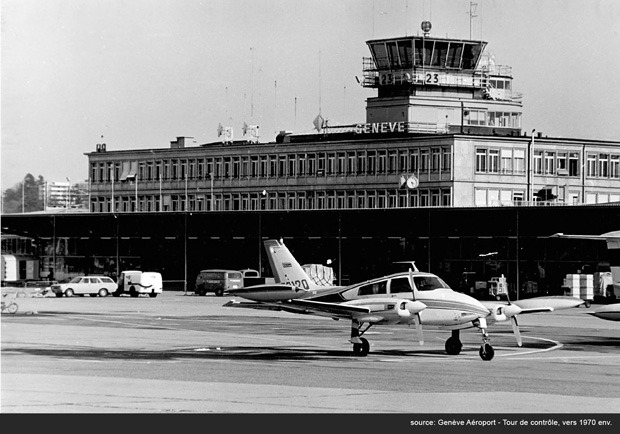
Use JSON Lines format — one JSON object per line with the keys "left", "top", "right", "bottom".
{"left": 478, "top": 322, "right": 495, "bottom": 361}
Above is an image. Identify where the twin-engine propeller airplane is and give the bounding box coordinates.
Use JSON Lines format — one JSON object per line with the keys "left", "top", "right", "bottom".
{"left": 224, "top": 239, "right": 584, "bottom": 360}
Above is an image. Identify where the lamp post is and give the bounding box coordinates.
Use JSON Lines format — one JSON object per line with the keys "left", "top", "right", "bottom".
{"left": 159, "top": 172, "right": 162, "bottom": 212}
{"left": 528, "top": 129, "right": 536, "bottom": 204}
{"left": 22, "top": 177, "right": 25, "bottom": 213}
{"left": 210, "top": 172, "right": 214, "bottom": 211}
{"left": 135, "top": 171, "right": 138, "bottom": 212}
{"left": 111, "top": 167, "right": 115, "bottom": 213}
{"left": 66, "top": 177, "right": 71, "bottom": 212}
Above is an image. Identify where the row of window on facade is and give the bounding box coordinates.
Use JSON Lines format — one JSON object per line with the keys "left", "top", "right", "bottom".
{"left": 474, "top": 187, "right": 620, "bottom": 207}
{"left": 463, "top": 110, "right": 521, "bottom": 128}
{"left": 1, "top": 236, "right": 36, "bottom": 256}
{"left": 90, "top": 188, "right": 453, "bottom": 213}
{"left": 91, "top": 148, "right": 453, "bottom": 183}
{"left": 475, "top": 148, "right": 620, "bottom": 178}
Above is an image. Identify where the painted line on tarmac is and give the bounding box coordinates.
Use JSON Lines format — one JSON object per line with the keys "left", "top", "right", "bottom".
{"left": 376, "top": 335, "right": 564, "bottom": 362}
{"left": 63, "top": 314, "right": 201, "bottom": 333}
{"left": 503, "top": 354, "right": 620, "bottom": 361}
{"left": 497, "top": 335, "right": 563, "bottom": 358}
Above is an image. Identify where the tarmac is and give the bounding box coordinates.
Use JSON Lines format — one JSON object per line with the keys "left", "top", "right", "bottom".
{"left": 2, "top": 290, "right": 619, "bottom": 414}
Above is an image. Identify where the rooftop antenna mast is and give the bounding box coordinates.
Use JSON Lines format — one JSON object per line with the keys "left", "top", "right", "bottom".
{"left": 318, "top": 50, "right": 322, "bottom": 115}
{"left": 250, "top": 47, "right": 254, "bottom": 120}
{"left": 405, "top": 0, "right": 409, "bottom": 36}
{"left": 225, "top": 86, "right": 229, "bottom": 121}
{"left": 468, "top": 1, "right": 478, "bottom": 39}
{"left": 274, "top": 80, "right": 277, "bottom": 134}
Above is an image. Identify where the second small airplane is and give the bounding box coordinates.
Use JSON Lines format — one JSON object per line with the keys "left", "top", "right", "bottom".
{"left": 225, "top": 239, "right": 584, "bottom": 360}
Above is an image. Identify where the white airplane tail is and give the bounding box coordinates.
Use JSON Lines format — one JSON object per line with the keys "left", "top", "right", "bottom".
{"left": 264, "top": 239, "right": 326, "bottom": 291}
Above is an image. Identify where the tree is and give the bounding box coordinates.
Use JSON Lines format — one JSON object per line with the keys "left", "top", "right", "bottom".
{"left": 1, "top": 173, "right": 45, "bottom": 214}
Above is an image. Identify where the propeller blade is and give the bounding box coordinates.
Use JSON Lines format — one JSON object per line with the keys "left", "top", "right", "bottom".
{"left": 511, "top": 316, "right": 522, "bottom": 347}
{"left": 408, "top": 269, "right": 417, "bottom": 301}
{"left": 414, "top": 314, "right": 424, "bottom": 345}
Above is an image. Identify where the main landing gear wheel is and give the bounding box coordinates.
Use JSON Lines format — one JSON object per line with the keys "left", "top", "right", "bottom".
{"left": 353, "top": 337, "right": 370, "bottom": 356}
{"left": 445, "top": 336, "right": 463, "bottom": 355}
{"left": 479, "top": 343, "right": 495, "bottom": 361}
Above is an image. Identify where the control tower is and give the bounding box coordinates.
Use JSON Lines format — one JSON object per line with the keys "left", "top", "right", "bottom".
{"left": 362, "top": 21, "right": 523, "bottom": 136}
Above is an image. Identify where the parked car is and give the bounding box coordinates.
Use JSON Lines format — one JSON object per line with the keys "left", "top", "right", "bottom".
{"left": 195, "top": 269, "right": 243, "bottom": 296}
{"left": 114, "top": 270, "right": 163, "bottom": 297}
{"left": 51, "top": 275, "right": 117, "bottom": 297}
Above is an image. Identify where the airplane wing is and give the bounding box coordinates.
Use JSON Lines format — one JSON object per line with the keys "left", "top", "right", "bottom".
{"left": 224, "top": 298, "right": 371, "bottom": 320}
{"left": 481, "top": 295, "right": 584, "bottom": 347}
{"left": 550, "top": 231, "right": 620, "bottom": 241}
{"left": 224, "top": 297, "right": 426, "bottom": 324}
{"left": 511, "top": 296, "right": 584, "bottom": 312}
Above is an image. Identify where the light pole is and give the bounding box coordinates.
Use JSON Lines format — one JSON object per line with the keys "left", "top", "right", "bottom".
{"left": 210, "top": 172, "right": 214, "bottom": 211}
{"left": 111, "top": 167, "right": 115, "bottom": 213}
{"left": 185, "top": 170, "right": 188, "bottom": 212}
{"left": 22, "top": 177, "right": 25, "bottom": 213}
{"left": 159, "top": 172, "right": 162, "bottom": 211}
{"left": 135, "top": 171, "right": 138, "bottom": 212}
{"left": 528, "top": 129, "right": 536, "bottom": 204}
{"left": 66, "top": 177, "right": 71, "bottom": 212}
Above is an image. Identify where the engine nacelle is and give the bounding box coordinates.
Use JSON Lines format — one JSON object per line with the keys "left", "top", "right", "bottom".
{"left": 490, "top": 304, "right": 522, "bottom": 322}
{"left": 396, "top": 299, "right": 426, "bottom": 318}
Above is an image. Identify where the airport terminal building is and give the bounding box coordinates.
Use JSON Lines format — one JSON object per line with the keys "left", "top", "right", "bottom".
{"left": 3, "top": 22, "right": 620, "bottom": 299}
{"left": 85, "top": 24, "right": 620, "bottom": 213}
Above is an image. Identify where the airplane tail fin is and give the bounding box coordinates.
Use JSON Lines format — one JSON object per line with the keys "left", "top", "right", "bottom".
{"left": 263, "top": 239, "right": 323, "bottom": 291}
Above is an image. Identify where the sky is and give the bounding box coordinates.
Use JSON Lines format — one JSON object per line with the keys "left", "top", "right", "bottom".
{"left": 2, "top": 0, "right": 620, "bottom": 189}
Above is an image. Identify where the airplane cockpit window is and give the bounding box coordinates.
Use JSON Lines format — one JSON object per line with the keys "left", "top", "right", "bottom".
{"left": 413, "top": 275, "right": 449, "bottom": 291}
{"left": 358, "top": 281, "right": 387, "bottom": 296}
{"left": 389, "top": 277, "right": 412, "bottom": 294}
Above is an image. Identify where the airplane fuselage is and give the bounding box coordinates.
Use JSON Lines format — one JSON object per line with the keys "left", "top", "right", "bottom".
{"left": 311, "top": 272, "right": 491, "bottom": 328}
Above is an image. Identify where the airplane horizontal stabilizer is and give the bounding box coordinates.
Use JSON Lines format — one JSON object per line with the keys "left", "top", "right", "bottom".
{"left": 223, "top": 300, "right": 288, "bottom": 312}
{"left": 225, "top": 283, "right": 307, "bottom": 302}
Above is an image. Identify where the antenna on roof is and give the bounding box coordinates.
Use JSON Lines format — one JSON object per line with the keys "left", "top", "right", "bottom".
{"left": 318, "top": 50, "right": 322, "bottom": 116}
{"left": 274, "top": 80, "right": 277, "bottom": 135}
{"left": 250, "top": 47, "right": 255, "bottom": 120}
{"left": 468, "top": 1, "right": 478, "bottom": 39}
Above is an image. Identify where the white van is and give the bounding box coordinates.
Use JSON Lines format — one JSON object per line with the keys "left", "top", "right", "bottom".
{"left": 114, "top": 271, "right": 163, "bottom": 298}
